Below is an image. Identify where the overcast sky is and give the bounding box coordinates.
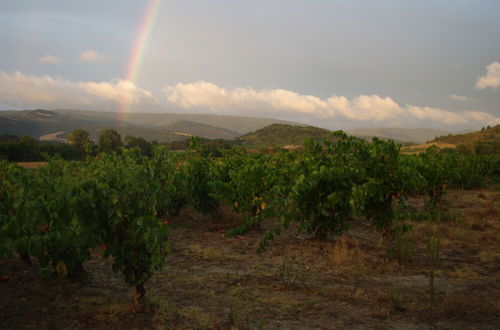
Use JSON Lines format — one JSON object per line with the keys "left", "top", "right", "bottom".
{"left": 1, "top": 0, "right": 499, "bottom": 130}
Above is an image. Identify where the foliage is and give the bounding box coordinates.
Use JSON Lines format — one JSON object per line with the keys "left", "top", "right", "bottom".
{"left": 0, "top": 151, "right": 170, "bottom": 298}
{"left": 98, "top": 129, "right": 122, "bottom": 153}
{"left": 68, "top": 129, "right": 93, "bottom": 157}
{"left": 1, "top": 157, "right": 92, "bottom": 275}
{"left": 179, "top": 137, "right": 218, "bottom": 214}
{"left": 1, "top": 129, "right": 498, "bottom": 298}
{"left": 239, "top": 123, "right": 339, "bottom": 147}
{"left": 0, "top": 135, "right": 82, "bottom": 161}
{"left": 125, "top": 135, "right": 152, "bottom": 157}
{"left": 385, "top": 223, "right": 415, "bottom": 265}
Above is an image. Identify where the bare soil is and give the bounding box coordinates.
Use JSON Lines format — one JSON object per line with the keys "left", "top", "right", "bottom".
{"left": 1, "top": 188, "right": 499, "bottom": 329}
{"left": 16, "top": 162, "right": 48, "bottom": 169}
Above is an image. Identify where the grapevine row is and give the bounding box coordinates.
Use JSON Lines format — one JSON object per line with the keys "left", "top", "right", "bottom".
{"left": 0, "top": 134, "right": 498, "bottom": 300}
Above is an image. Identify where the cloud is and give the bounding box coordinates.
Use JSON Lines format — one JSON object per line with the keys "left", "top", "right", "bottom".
{"left": 1, "top": 72, "right": 497, "bottom": 128}
{"left": 448, "top": 94, "right": 471, "bottom": 102}
{"left": 164, "top": 81, "right": 500, "bottom": 127}
{"left": 0, "top": 71, "right": 156, "bottom": 110}
{"left": 79, "top": 50, "right": 107, "bottom": 62}
{"left": 38, "top": 54, "right": 63, "bottom": 64}
{"left": 476, "top": 61, "right": 500, "bottom": 89}
{"left": 405, "top": 106, "right": 500, "bottom": 126}
{"left": 82, "top": 80, "right": 154, "bottom": 104}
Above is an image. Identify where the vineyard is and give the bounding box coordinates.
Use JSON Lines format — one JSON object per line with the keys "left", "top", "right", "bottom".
{"left": 1, "top": 133, "right": 499, "bottom": 328}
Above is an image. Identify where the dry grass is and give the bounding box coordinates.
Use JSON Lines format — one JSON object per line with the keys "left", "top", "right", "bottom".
{"left": 401, "top": 141, "right": 457, "bottom": 154}
{"left": 328, "top": 235, "right": 365, "bottom": 266}
{"left": 16, "top": 161, "right": 48, "bottom": 169}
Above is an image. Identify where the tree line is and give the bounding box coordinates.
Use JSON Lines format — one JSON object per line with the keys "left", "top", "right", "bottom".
{"left": 0, "top": 128, "right": 244, "bottom": 162}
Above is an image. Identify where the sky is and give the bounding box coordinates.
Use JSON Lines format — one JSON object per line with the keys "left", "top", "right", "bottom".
{"left": 0, "top": 0, "right": 499, "bottom": 130}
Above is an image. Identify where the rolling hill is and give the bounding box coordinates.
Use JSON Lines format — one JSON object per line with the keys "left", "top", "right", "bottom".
{"left": 0, "top": 109, "right": 295, "bottom": 143}
{"left": 432, "top": 124, "right": 500, "bottom": 145}
{"left": 239, "top": 124, "right": 338, "bottom": 147}
{"left": 53, "top": 109, "right": 302, "bottom": 135}
{"left": 0, "top": 109, "right": 125, "bottom": 138}
{"left": 160, "top": 121, "right": 239, "bottom": 140}
{"left": 402, "top": 124, "right": 500, "bottom": 154}
{"left": 0, "top": 109, "right": 472, "bottom": 147}
{"left": 238, "top": 124, "right": 449, "bottom": 147}
{"left": 347, "top": 127, "right": 448, "bottom": 144}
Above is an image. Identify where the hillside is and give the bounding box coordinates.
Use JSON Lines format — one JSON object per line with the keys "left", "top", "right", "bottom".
{"left": 239, "top": 124, "right": 337, "bottom": 147}
{"left": 160, "top": 121, "right": 239, "bottom": 140}
{"left": 239, "top": 124, "right": 445, "bottom": 148}
{"left": 348, "top": 127, "right": 448, "bottom": 144}
{"left": 432, "top": 124, "right": 500, "bottom": 145}
{"left": 0, "top": 109, "right": 127, "bottom": 138}
{"left": 402, "top": 125, "right": 500, "bottom": 154}
{"left": 1, "top": 109, "right": 486, "bottom": 148}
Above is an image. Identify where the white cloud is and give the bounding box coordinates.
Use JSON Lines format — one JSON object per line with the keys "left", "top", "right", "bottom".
{"left": 0, "top": 71, "right": 156, "bottom": 110}
{"left": 163, "top": 81, "right": 500, "bottom": 127}
{"left": 462, "top": 110, "right": 500, "bottom": 124}
{"left": 82, "top": 80, "right": 154, "bottom": 104}
{"left": 448, "top": 94, "right": 471, "bottom": 102}
{"left": 406, "top": 105, "right": 473, "bottom": 126}
{"left": 1, "top": 72, "right": 497, "bottom": 128}
{"left": 79, "top": 50, "right": 107, "bottom": 62}
{"left": 38, "top": 54, "right": 63, "bottom": 64}
{"left": 164, "top": 81, "right": 403, "bottom": 122}
{"left": 476, "top": 61, "right": 500, "bottom": 89}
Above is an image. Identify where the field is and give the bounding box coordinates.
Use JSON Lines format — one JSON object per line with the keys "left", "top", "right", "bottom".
{"left": 1, "top": 188, "right": 499, "bottom": 329}
{"left": 401, "top": 142, "right": 457, "bottom": 154}
{"left": 1, "top": 134, "right": 499, "bottom": 329}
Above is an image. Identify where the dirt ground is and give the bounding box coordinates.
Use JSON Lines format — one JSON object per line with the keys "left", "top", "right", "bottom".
{"left": 16, "top": 162, "right": 49, "bottom": 169}
{"left": 1, "top": 188, "right": 499, "bottom": 329}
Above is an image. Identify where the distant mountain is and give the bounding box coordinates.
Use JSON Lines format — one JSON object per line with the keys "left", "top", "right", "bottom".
{"left": 0, "top": 109, "right": 126, "bottom": 138}
{"left": 0, "top": 109, "right": 299, "bottom": 143}
{"left": 53, "top": 109, "right": 301, "bottom": 135}
{"left": 239, "top": 124, "right": 337, "bottom": 147}
{"left": 347, "top": 127, "right": 449, "bottom": 144}
{"left": 0, "top": 109, "right": 464, "bottom": 147}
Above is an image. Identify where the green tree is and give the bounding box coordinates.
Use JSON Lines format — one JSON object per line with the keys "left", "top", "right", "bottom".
{"left": 68, "top": 129, "right": 92, "bottom": 156}
{"left": 124, "top": 135, "right": 152, "bottom": 156}
{"left": 18, "top": 136, "right": 40, "bottom": 161}
{"left": 99, "top": 129, "right": 122, "bottom": 153}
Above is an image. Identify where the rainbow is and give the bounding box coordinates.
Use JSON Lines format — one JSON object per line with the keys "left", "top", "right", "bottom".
{"left": 117, "top": 0, "right": 162, "bottom": 122}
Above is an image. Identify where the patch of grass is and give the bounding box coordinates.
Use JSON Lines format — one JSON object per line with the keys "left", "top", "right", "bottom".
{"left": 277, "top": 255, "right": 311, "bottom": 289}
{"left": 385, "top": 224, "right": 415, "bottom": 265}
{"left": 427, "top": 234, "right": 441, "bottom": 304}
{"left": 329, "top": 235, "right": 361, "bottom": 266}
{"left": 187, "top": 244, "right": 224, "bottom": 260}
